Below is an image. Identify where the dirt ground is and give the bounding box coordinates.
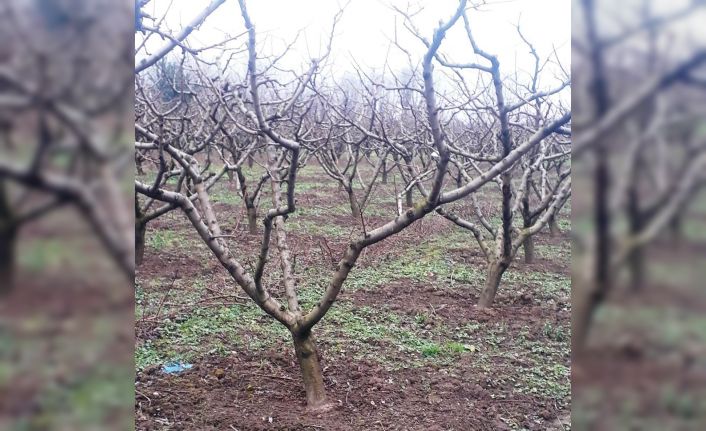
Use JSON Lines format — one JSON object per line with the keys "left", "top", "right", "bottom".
{"left": 135, "top": 164, "right": 571, "bottom": 430}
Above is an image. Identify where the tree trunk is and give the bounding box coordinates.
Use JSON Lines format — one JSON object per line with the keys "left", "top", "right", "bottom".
{"left": 135, "top": 220, "right": 147, "bottom": 266}
{"left": 627, "top": 187, "right": 645, "bottom": 290}
{"left": 594, "top": 147, "right": 612, "bottom": 302}
{"left": 348, "top": 189, "right": 360, "bottom": 218}
{"left": 0, "top": 182, "right": 16, "bottom": 294}
{"left": 135, "top": 193, "right": 146, "bottom": 266}
{"left": 292, "top": 331, "right": 329, "bottom": 411}
{"left": 523, "top": 235, "right": 535, "bottom": 264}
{"left": 136, "top": 153, "right": 145, "bottom": 176}
{"left": 246, "top": 204, "right": 257, "bottom": 235}
{"left": 669, "top": 213, "right": 683, "bottom": 244}
{"left": 521, "top": 198, "right": 533, "bottom": 264}
{"left": 405, "top": 188, "right": 414, "bottom": 208}
{"left": 548, "top": 215, "right": 560, "bottom": 237}
{"left": 381, "top": 160, "right": 388, "bottom": 184}
{"left": 628, "top": 245, "right": 645, "bottom": 291}
{"left": 0, "top": 224, "right": 17, "bottom": 295}
{"left": 478, "top": 260, "right": 507, "bottom": 308}
{"left": 247, "top": 153, "right": 254, "bottom": 168}
{"left": 572, "top": 286, "right": 596, "bottom": 358}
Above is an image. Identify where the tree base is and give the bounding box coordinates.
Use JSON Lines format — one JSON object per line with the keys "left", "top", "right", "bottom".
{"left": 305, "top": 401, "right": 336, "bottom": 414}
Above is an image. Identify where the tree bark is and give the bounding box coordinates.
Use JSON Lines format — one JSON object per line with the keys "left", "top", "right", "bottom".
{"left": 292, "top": 330, "right": 329, "bottom": 411}
{"left": 246, "top": 204, "right": 257, "bottom": 235}
{"left": 478, "top": 260, "right": 507, "bottom": 308}
{"left": 135, "top": 193, "right": 146, "bottom": 266}
{"left": 627, "top": 186, "right": 645, "bottom": 290}
{"left": 247, "top": 153, "right": 254, "bottom": 168}
{"left": 628, "top": 245, "right": 645, "bottom": 291}
{"left": 523, "top": 235, "right": 535, "bottom": 264}
{"left": 0, "top": 181, "right": 16, "bottom": 294}
{"left": 405, "top": 188, "right": 414, "bottom": 208}
{"left": 135, "top": 219, "right": 147, "bottom": 266}
{"left": 521, "top": 197, "right": 534, "bottom": 264}
{"left": 548, "top": 215, "right": 560, "bottom": 237}
{"left": 572, "top": 286, "right": 596, "bottom": 358}
{"left": 572, "top": 266, "right": 617, "bottom": 357}
{"left": 236, "top": 168, "right": 259, "bottom": 235}
{"left": 136, "top": 153, "right": 145, "bottom": 176}
{"left": 669, "top": 212, "right": 683, "bottom": 244}
{"left": 381, "top": 160, "right": 388, "bottom": 184}
{"left": 0, "top": 224, "right": 16, "bottom": 294}
{"left": 348, "top": 188, "right": 360, "bottom": 218}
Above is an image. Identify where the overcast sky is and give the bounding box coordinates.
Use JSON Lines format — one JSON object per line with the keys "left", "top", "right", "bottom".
{"left": 138, "top": 0, "right": 570, "bottom": 92}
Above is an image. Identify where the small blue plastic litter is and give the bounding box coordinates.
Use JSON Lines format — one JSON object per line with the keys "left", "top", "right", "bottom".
{"left": 162, "top": 362, "right": 193, "bottom": 374}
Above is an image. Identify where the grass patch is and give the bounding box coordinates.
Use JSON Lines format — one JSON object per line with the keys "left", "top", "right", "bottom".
{"left": 18, "top": 238, "right": 94, "bottom": 272}
{"left": 209, "top": 187, "right": 241, "bottom": 205}
{"left": 136, "top": 303, "right": 290, "bottom": 370}
{"left": 348, "top": 243, "right": 485, "bottom": 292}
{"left": 146, "top": 229, "right": 185, "bottom": 251}
{"left": 288, "top": 218, "right": 352, "bottom": 238}
{"left": 535, "top": 243, "right": 570, "bottom": 262}
{"left": 595, "top": 305, "right": 706, "bottom": 349}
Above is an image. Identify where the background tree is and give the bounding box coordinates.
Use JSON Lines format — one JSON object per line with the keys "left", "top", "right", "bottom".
{"left": 390, "top": 4, "right": 571, "bottom": 308}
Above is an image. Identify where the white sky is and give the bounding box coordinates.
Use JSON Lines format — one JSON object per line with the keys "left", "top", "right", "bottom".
{"left": 139, "top": 0, "right": 570, "bottom": 91}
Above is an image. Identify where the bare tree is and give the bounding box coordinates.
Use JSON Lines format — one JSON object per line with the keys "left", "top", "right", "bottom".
{"left": 134, "top": 0, "right": 243, "bottom": 262}
{"left": 390, "top": 4, "right": 571, "bottom": 308}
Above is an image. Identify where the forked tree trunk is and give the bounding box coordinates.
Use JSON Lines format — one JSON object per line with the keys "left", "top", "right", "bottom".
{"left": 292, "top": 330, "right": 329, "bottom": 410}
{"left": 0, "top": 182, "right": 16, "bottom": 294}
{"left": 246, "top": 203, "right": 257, "bottom": 235}
{"left": 478, "top": 260, "right": 508, "bottom": 308}
{"left": 523, "top": 235, "right": 535, "bottom": 264}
